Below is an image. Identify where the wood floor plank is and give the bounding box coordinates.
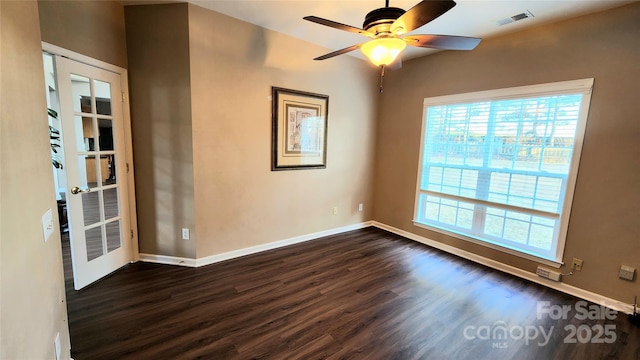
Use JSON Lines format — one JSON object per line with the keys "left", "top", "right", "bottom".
{"left": 62, "top": 227, "right": 640, "bottom": 359}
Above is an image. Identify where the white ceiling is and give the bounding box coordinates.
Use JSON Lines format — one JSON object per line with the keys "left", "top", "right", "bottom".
{"left": 142, "top": 1, "right": 633, "bottom": 62}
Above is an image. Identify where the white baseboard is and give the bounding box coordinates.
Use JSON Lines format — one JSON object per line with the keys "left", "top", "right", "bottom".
{"left": 371, "top": 221, "right": 635, "bottom": 315}
{"left": 139, "top": 221, "right": 373, "bottom": 269}
{"left": 195, "top": 221, "right": 374, "bottom": 267}
{"left": 138, "top": 253, "right": 197, "bottom": 267}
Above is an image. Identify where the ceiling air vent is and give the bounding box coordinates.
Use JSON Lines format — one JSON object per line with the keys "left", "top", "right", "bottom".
{"left": 496, "top": 10, "right": 534, "bottom": 26}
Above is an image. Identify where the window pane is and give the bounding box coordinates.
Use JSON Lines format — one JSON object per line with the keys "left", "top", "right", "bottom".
{"left": 102, "top": 155, "right": 117, "bottom": 186}
{"left": 485, "top": 213, "right": 504, "bottom": 238}
{"left": 530, "top": 224, "right": 554, "bottom": 249}
{"left": 503, "top": 218, "right": 530, "bottom": 244}
{"left": 75, "top": 116, "right": 95, "bottom": 152}
{"left": 94, "top": 80, "right": 112, "bottom": 115}
{"left": 416, "top": 81, "right": 591, "bottom": 262}
{"left": 98, "top": 118, "right": 114, "bottom": 151}
{"left": 71, "top": 74, "right": 91, "bottom": 113}
{"left": 86, "top": 226, "right": 103, "bottom": 261}
{"left": 103, "top": 187, "right": 119, "bottom": 220}
{"left": 80, "top": 155, "right": 100, "bottom": 188}
{"left": 82, "top": 191, "right": 100, "bottom": 226}
{"left": 106, "top": 220, "right": 121, "bottom": 253}
{"left": 456, "top": 208, "right": 474, "bottom": 228}
{"left": 418, "top": 194, "right": 474, "bottom": 231}
{"left": 424, "top": 166, "right": 442, "bottom": 191}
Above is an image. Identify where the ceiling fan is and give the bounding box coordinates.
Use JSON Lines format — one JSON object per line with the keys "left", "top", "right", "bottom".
{"left": 304, "top": 0, "right": 481, "bottom": 69}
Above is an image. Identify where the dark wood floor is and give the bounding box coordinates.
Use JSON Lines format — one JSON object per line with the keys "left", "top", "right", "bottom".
{"left": 63, "top": 228, "right": 639, "bottom": 359}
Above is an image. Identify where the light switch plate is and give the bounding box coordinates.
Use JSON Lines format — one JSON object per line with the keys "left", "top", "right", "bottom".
{"left": 42, "top": 208, "right": 54, "bottom": 242}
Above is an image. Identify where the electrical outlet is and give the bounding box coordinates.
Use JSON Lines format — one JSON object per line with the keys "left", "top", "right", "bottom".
{"left": 358, "top": 203, "right": 363, "bottom": 212}
{"left": 332, "top": 206, "right": 338, "bottom": 215}
{"left": 181, "top": 228, "right": 189, "bottom": 240}
{"left": 571, "top": 258, "right": 583, "bottom": 271}
{"left": 619, "top": 265, "right": 636, "bottom": 281}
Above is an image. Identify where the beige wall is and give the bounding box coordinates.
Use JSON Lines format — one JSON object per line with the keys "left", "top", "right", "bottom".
{"left": 0, "top": 1, "right": 71, "bottom": 359}
{"left": 1, "top": 3, "right": 636, "bottom": 357}
{"left": 125, "top": 3, "right": 197, "bottom": 258}
{"left": 187, "top": 4, "right": 378, "bottom": 257}
{"left": 38, "top": 0, "right": 128, "bottom": 68}
{"left": 373, "top": 3, "right": 640, "bottom": 303}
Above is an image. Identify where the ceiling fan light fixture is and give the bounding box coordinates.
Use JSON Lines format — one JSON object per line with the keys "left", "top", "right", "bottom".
{"left": 361, "top": 37, "right": 406, "bottom": 66}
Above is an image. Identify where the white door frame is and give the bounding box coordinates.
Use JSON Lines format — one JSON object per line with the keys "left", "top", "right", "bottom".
{"left": 43, "top": 42, "right": 139, "bottom": 263}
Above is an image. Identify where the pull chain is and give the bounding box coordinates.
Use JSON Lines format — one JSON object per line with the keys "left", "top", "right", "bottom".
{"left": 379, "top": 65, "right": 386, "bottom": 93}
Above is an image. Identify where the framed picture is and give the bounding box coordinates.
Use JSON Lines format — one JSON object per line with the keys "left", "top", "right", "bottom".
{"left": 271, "top": 87, "right": 329, "bottom": 170}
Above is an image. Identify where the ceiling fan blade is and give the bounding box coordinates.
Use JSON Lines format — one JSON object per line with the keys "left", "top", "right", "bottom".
{"left": 391, "top": 0, "right": 456, "bottom": 35}
{"left": 313, "top": 43, "right": 365, "bottom": 61}
{"left": 304, "top": 16, "right": 375, "bottom": 38}
{"left": 404, "top": 34, "right": 481, "bottom": 50}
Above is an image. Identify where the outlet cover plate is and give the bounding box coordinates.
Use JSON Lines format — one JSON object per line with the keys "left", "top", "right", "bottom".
{"left": 571, "top": 258, "right": 583, "bottom": 271}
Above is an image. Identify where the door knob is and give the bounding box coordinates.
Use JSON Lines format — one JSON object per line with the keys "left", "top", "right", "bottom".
{"left": 70, "top": 186, "right": 91, "bottom": 195}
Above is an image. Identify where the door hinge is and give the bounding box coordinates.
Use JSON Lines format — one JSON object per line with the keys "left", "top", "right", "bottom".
{"left": 131, "top": 229, "right": 134, "bottom": 239}
{"left": 121, "top": 92, "right": 125, "bottom": 101}
{"left": 126, "top": 163, "right": 130, "bottom": 173}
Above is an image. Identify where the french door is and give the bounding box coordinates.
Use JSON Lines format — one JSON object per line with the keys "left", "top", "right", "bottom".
{"left": 55, "top": 55, "right": 132, "bottom": 290}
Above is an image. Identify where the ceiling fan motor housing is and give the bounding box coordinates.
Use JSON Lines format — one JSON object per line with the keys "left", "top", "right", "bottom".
{"left": 363, "top": 7, "right": 406, "bottom": 34}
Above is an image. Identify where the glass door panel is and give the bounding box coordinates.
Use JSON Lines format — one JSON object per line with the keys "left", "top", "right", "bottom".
{"left": 106, "top": 221, "right": 121, "bottom": 253}
{"left": 93, "top": 79, "right": 112, "bottom": 116}
{"left": 85, "top": 226, "right": 104, "bottom": 261}
{"left": 77, "top": 155, "right": 98, "bottom": 189}
{"left": 81, "top": 191, "right": 100, "bottom": 226}
{"left": 101, "top": 155, "right": 116, "bottom": 186}
{"left": 75, "top": 116, "right": 95, "bottom": 152}
{"left": 98, "top": 119, "right": 114, "bottom": 151}
{"left": 71, "top": 74, "right": 92, "bottom": 113}
{"left": 103, "top": 188, "right": 119, "bottom": 220}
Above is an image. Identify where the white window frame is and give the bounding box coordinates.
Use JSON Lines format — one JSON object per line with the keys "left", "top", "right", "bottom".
{"left": 413, "top": 78, "right": 594, "bottom": 267}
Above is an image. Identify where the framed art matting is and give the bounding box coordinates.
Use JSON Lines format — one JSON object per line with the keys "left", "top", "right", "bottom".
{"left": 271, "top": 87, "right": 328, "bottom": 170}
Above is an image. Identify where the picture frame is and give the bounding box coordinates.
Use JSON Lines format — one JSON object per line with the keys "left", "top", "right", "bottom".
{"left": 271, "top": 87, "right": 329, "bottom": 170}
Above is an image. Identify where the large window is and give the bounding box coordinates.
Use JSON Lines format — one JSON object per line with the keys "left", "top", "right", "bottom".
{"left": 414, "top": 79, "right": 593, "bottom": 264}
